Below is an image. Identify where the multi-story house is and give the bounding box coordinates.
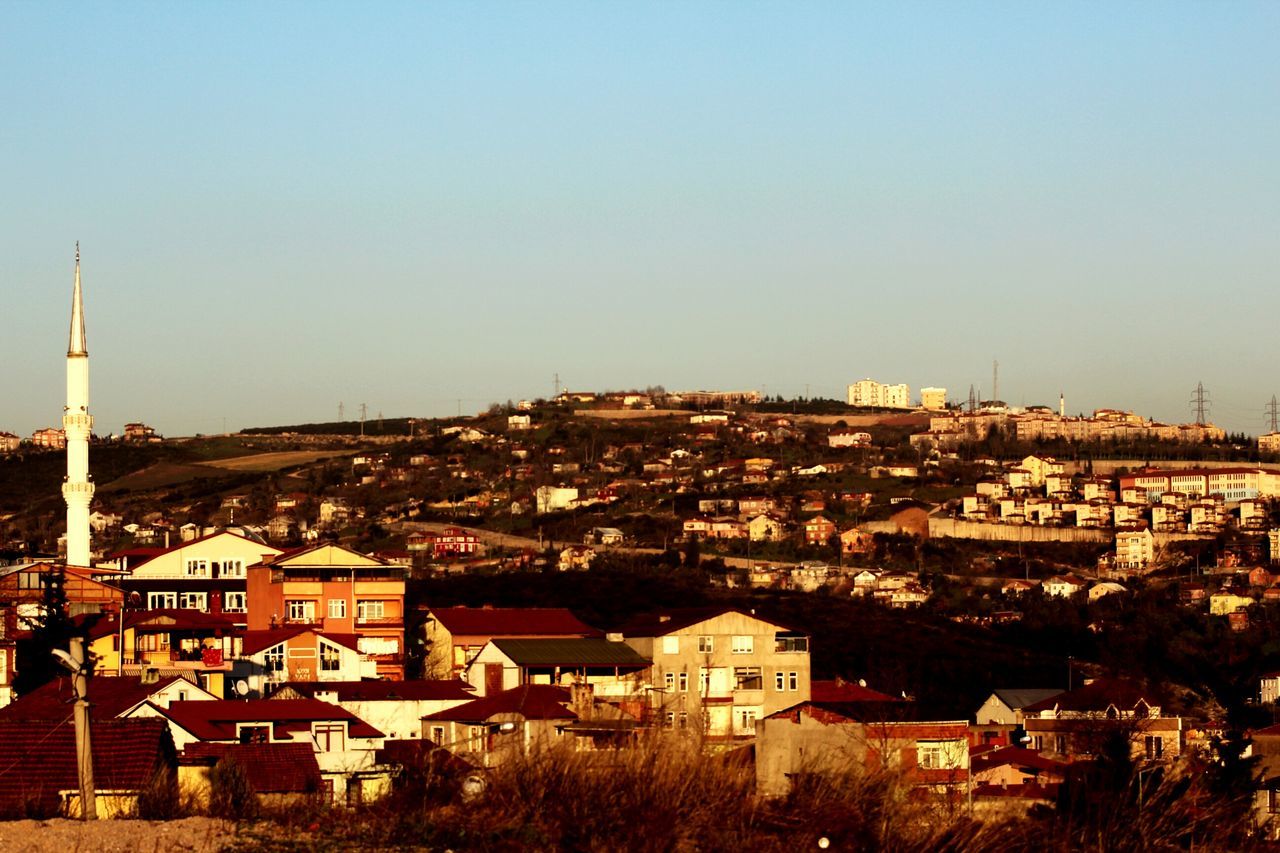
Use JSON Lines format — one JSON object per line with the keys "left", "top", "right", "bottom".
{"left": 246, "top": 543, "right": 406, "bottom": 679}
{"left": 801, "top": 515, "right": 836, "bottom": 546}
{"left": 421, "top": 606, "right": 603, "bottom": 678}
{"left": 1021, "top": 678, "right": 1182, "bottom": 764}
{"left": 121, "top": 530, "right": 282, "bottom": 621}
{"left": 619, "top": 606, "right": 811, "bottom": 740}
{"left": 1114, "top": 525, "right": 1155, "bottom": 572}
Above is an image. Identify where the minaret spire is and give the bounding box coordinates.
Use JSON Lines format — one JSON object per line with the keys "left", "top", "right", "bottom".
{"left": 63, "top": 243, "right": 94, "bottom": 567}
{"left": 69, "top": 241, "right": 87, "bottom": 356}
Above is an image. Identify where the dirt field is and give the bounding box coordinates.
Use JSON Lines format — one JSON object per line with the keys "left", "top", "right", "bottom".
{"left": 99, "top": 463, "right": 238, "bottom": 492}
{"left": 0, "top": 817, "right": 239, "bottom": 852}
{"left": 194, "top": 450, "right": 357, "bottom": 473}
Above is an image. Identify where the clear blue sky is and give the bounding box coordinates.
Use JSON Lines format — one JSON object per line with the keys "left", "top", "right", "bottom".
{"left": 2, "top": 2, "right": 1277, "bottom": 436}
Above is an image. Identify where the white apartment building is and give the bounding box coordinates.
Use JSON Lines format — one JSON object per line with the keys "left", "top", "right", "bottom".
{"left": 847, "top": 379, "right": 911, "bottom": 409}
{"left": 920, "top": 387, "right": 947, "bottom": 410}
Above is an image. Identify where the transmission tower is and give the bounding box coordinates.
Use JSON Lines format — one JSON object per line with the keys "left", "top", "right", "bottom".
{"left": 1267, "top": 395, "right": 1279, "bottom": 433}
{"left": 338, "top": 401, "right": 344, "bottom": 421}
{"left": 967, "top": 385, "right": 977, "bottom": 413}
{"left": 360, "top": 403, "right": 367, "bottom": 437}
{"left": 553, "top": 372, "right": 561, "bottom": 398}
{"left": 1189, "top": 382, "right": 1210, "bottom": 425}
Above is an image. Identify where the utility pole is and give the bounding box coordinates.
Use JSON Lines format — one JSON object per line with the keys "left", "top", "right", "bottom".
{"left": 553, "top": 373, "right": 560, "bottom": 399}
{"left": 1267, "top": 395, "right": 1279, "bottom": 433}
{"left": 1190, "top": 382, "right": 1210, "bottom": 425}
{"left": 68, "top": 636, "right": 96, "bottom": 820}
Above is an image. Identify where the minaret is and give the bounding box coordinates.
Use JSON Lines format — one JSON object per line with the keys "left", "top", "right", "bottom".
{"left": 1059, "top": 392, "right": 1065, "bottom": 418}
{"left": 63, "top": 242, "right": 94, "bottom": 567}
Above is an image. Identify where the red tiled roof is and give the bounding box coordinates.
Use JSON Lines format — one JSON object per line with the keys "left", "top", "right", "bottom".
{"left": 810, "top": 680, "right": 901, "bottom": 704}
{"left": 971, "top": 746, "right": 1068, "bottom": 775}
{"left": 1022, "top": 677, "right": 1155, "bottom": 714}
{"left": 155, "top": 699, "right": 384, "bottom": 741}
{"left": 376, "top": 739, "right": 474, "bottom": 776}
{"left": 179, "top": 742, "right": 321, "bottom": 793}
{"left": 271, "top": 680, "right": 475, "bottom": 702}
{"left": 429, "top": 606, "right": 602, "bottom": 638}
{"left": 0, "top": 718, "right": 174, "bottom": 816}
{"left": 423, "top": 684, "right": 577, "bottom": 723}
{"left": 0, "top": 675, "right": 196, "bottom": 722}
{"left": 86, "top": 608, "right": 242, "bottom": 639}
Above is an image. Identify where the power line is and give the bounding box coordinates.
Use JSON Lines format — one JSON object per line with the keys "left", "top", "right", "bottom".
{"left": 1189, "top": 382, "right": 1210, "bottom": 425}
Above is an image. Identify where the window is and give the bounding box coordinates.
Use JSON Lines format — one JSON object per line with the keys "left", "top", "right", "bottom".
{"left": 734, "top": 707, "right": 758, "bottom": 734}
{"left": 179, "top": 592, "right": 207, "bottom": 611}
{"left": 775, "top": 634, "right": 809, "bottom": 653}
{"left": 697, "top": 636, "right": 714, "bottom": 654}
{"left": 185, "top": 559, "right": 209, "bottom": 577}
{"left": 662, "top": 636, "right": 679, "bottom": 655}
{"left": 148, "top": 592, "right": 176, "bottom": 609}
{"left": 264, "top": 644, "right": 285, "bottom": 672}
{"left": 678, "top": 712, "right": 688, "bottom": 729}
{"left": 287, "top": 600, "right": 316, "bottom": 622}
{"left": 734, "top": 667, "right": 762, "bottom": 691}
{"left": 1032, "top": 735, "right": 1043, "bottom": 751}
{"left": 320, "top": 641, "right": 342, "bottom": 672}
{"left": 731, "top": 635, "right": 753, "bottom": 654}
{"left": 788, "top": 671, "right": 799, "bottom": 692}
{"left": 358, "top": 637, "right": 399, "bottom": 656}
{"left": 315, "top": 723, "right": 345, "bottom": 752}
{"left": 328, "top": 599, "right": 348, "bottom": 619}
{"left": 917, "top": 741, "right": 961, "bottom": 770}
{"left": 218, "top": 559, "right": 244, "bottom": 578}
{"left": 223, "top": 592, "right": 247, "bottom": 613}
{"left": 664, "top": 711, "right": 675, "bottom": 727}
{"left": 775, "top": 672, "right": 785, "bottom": 691}
{"left": 357, "top": 600, "right": 385, "bottom": 621}
{"left": 664, "top": 672, "right": 675, "bottom": 691}
{"left": 1145, "top": 736, "right": 1164, "bottom": 760}
{"left": 1054, "top": 735, "right": 1067, "bottom": 754}
{"left": 430, "top": 726, "right": 445, "bottom": 744}
{"left": 239, "top": 725, "right": 269, "bottom": 744}
{"left": 678, "top": 672, "right": 688, "bottom": 692}
{"left": 17, "top": 572, "right": 41, "bottom": 590}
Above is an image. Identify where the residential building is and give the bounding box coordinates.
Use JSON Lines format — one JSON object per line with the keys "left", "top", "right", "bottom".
{"left": 422, "top": 606, "right": 602, "bottom": 679}
{"left": 847, "top": 379, "right": 911, "bottom": 409}
{"left": 121, "top": 530, "right": 282, "bottom": 620}
{"left": 247, "top": 543, "right": 407, "bottom": 679}
{"left": 269, "top": 680, "right": 476, "bottom": 741}
{"left": 464, "top": 638, "right": 649, "bottom": 715}
{"left": 802, "top": 515, "right": 836, "bottom": 547}
{"left": 619, "top": 607, "right": 811, "bottom": 740}
{"left": 919, "top": 387, "right": 947, "bottom": 410}
{"left": 1114, "top": 525, "right": 1155, "bottom": 572}
{"left": 975, "top": 689, "right": 1065, "bottom": 726}
{"left": 1021, "top": 678, "right": 1182, "bottom": 763}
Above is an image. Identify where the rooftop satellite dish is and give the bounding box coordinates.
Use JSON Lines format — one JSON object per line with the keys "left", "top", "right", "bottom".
{"left": 234, "top": 679, "right": 250, "bottom": 697}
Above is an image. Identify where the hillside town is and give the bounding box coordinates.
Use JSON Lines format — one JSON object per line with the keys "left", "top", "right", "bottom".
{"left": 0, "top": 258, "right": 1279, "bottom": 846}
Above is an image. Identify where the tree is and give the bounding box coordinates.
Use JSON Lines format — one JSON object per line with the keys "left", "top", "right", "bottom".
{"left": 14, "top": 566, "right": 77, "bottom": 695}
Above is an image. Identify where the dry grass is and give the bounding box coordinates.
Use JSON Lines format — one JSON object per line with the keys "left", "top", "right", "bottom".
{"left": 193, "top": 450, "right": 356, "bottom": 472}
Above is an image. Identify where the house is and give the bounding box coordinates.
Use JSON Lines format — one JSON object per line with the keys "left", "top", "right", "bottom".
{"left": 1042, "top": 574, "right": 1088, "bottom": 598}
{"left": 434, "top": 527, "right": 482, "bottom": 558}
{"left": 422, "top": 606, "right": 603, "bottom": 679}
{"left": 756, "top": 701, "right": 969, "bottom": 798}
{"left": 0, "top": 718, "right": 175, "bottom": 818}
{"left": 507, "top": 414, "right": 532, "bottom": 431}
{"left": 584, "top": 527, "right": 624, "bottom": 546}
{"left": 0, "top": 562, "right": 124, "bottom": 631}
{"left": 269, "top": 680, "right": 476, "bottom": 741}
{"left": 235, "top": 627, "right": 371, "bottom": 695}
{"left": 1021, "top": 678, "right": 1182, "bottom": 763}
{"left": 1209, "top": 589, "right": 1255, "bottom": 616}
{"left": 247, "top": 543, "right": 407, "bottom": 679}
{"left": 0, "top": 674, "right": 218, "bottom": 722}
{"left": 86, "top": 610, "right": 241, "bottom": 696}
{"left": 619, "top": 607, "right": 811, "bottom": 739}
{"left": 827, "top": 430, "right": 872, "bottom": 449}
{"left": 975, "top": 689, "right": 1064, "bottom": 726}
{"left": 536, "top": 486, "right": 579, "bottom": 514}
{"left": 132, "top": 698, "right": 391, "bottom": 805}
{"left": 422, "top": 683, "right": 636, "bottom": 767}
{"left": 120, "top": 529, "right": 283, "bottom": 618}
{"left": 558, "top": 545, "right": 596, "bottom": 571}
{"left": 464, "top": 638, "right": 650, "bottom": 711}
{"left": 1113, "top": 525, "right": 1155, "bottom": 572}
{"left": 839, "top": 528, "right": 874, "bottom": 555}
{"left": 801, "top": 515, "right": 836, "bottom": 547}
{"left": 179, "top": 742, "right": 323, "bottom": 809}
{"left": 747, "top": 514, "right": 785, "bottom": 542}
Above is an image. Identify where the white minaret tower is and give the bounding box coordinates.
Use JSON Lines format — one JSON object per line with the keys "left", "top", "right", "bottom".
{"left": 1059, "top": 391, "right": 1065, "bottom": 418}
{"left": 63, "top": 242, "right": 94, "bottom": 567}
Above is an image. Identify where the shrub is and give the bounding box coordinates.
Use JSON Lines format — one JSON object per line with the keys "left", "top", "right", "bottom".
{"left": 209, "top": 757, "right": 259, "bottom": 820}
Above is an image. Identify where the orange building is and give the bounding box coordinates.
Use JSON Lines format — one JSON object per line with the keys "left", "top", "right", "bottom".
{"left": 246, "top": 544, "right": 406, "bottom": 679}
